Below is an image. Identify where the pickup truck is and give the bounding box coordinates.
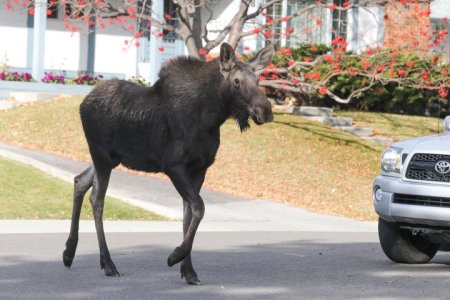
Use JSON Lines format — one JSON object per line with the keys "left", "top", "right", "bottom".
{"left": 374, "top": 116, "right": 450, "bottom": 263}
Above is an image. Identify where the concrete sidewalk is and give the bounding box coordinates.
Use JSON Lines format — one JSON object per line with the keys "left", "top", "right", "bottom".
{"left": 0, "top": 142, "right": 377, "bottom": 233}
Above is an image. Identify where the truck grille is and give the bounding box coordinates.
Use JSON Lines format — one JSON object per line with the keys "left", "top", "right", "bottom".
{"left": 394, "top": 194, "right": 450, "bottom": 208}
{"left": 405, "top": 153, "right": 450, "bottom": 183}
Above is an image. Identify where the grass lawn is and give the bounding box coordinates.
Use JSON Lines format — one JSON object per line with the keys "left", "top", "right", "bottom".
{"left": 0, "top": 156, "right": 166, "bottom": 220}
{"left": 336, "top": 111, "right": 443, "bottom": 142}
{"left": 1, "top": 96, "right": 441, "bottom": 221}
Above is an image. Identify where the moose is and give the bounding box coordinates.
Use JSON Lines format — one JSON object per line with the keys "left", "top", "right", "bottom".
{"left": 62, "top": 43, "right": 274, "bottom": 285}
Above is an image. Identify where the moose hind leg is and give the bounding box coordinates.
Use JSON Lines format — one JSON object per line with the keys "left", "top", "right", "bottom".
{"left": 90, "top": 167, "right": 120, "bottom": 276}
{"left": 63, "top": 165, "right": 95, "bottom": 268}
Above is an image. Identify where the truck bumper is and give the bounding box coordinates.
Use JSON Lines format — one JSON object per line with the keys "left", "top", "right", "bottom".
{"left": 373, "top": 175, "right": 450, "bottom": 227}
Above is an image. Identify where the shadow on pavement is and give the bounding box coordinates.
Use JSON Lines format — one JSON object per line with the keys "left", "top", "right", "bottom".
{"left": 0, "top": 231, "right": 449, "bottom": 299}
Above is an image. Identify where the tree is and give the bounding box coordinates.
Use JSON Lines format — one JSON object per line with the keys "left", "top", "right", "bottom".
{"left": 6, "top": 0, "right": 450, "bottom": 105}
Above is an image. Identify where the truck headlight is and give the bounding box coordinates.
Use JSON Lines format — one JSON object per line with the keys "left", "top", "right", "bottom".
{"left": 381, "top": 147, "right": 403, "bottom": 173}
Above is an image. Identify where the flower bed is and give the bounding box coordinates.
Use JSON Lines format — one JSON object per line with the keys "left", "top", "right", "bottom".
{"left": 0, "top": 71, "right": 34, "bottom": 82}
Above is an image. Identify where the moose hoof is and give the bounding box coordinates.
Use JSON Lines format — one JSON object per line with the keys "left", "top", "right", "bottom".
{"left": 62, "top": 239, "right": 78, "bottom": 268}
{"left": 101, "top": 258, "right": 120, "bottom": 277}
{"left": 62, "top": 250, "right": 74, "bottom": 268}
{"left": 181, "top": 264, "right": 201, "bottom": 285}
{"left": 181, "top": 272, "right": 201, "bottom": 285}
{"left": 167, "top": 247, "right": 189, "bottom": 267}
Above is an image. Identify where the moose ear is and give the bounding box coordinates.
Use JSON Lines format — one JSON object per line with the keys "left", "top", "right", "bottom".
{"left": 220, "top": 43, "right": 236, "bottom": 78}
{"left": 248, "top": 44, "right": 275, "bottom": 71}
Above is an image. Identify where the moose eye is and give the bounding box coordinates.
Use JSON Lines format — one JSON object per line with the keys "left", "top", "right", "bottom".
{"left": 234, "top": 78, "right": 240, "bottom": 85}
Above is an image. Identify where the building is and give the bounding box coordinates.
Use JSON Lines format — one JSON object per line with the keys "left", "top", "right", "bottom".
{"left": 0, "top": 0, "right": 448, "bottom": 85}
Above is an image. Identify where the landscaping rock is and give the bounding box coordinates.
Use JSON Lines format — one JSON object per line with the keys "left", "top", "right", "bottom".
{"left": 304, "top": 116, "right": 353, "bottom": 127}
{"left": 9, "top": 92, "right": 60, "bottom": 104}
{"left": 273, "top": 105, "right": 333, "bottom": 117}
{"left": 362, "top": 136, "right": 393, "bottom": 145}
{"left": 335, "top": 126, "right": 374, "bottom": 137}
{"left": 0, "top": 100, "right": 16, "bottom": 111}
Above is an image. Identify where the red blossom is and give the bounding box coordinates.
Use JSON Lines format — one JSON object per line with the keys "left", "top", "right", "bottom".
{"left": 135, "top": 41, "right": 140, "bottom": 47}
{"left": 398, "top": 70, "right": 408, "bottom": 77}
{"left": 432, "top": 56, "right": 439, "bottom": 63}
{"left": 442, "top": 70, "right": 448, "bottom": 77}
{"left": 281, "top": 17, "right": 289, "bottom": 22}
{"left": 312, "top": 72, "right": 321, "bottom": 80}
{"left": 376, "top": 64, "right": 385, "bottom": 73}
{"left": 259, "top": 75, "right": 266, "bottom": 81}
{"left": 331, "top": 36, "right": 344, "bottom": 45}
{"left": 361, "top": 59, "right": 371, "bottom": 70}
{"left": 324, "top": 55, "right": 334, "bottom": 63}
{"left": 46, "top": 9, "right": 52, "bottom": 15}
{"left": 243, "top": 46, "right": 251, "bottom": 51}
{"left": 342, "top": 1, "right": 351, "bottom": 7}
{"left": 328, "top": 4, "right": 337, "bottom": 10}
{"left": 285, "top": 27, "right": 294, "bottom": 34}
{"left": 316, "top": 19, "right": 322, "bottom": 26}
{"left": 252, "top": 27, "right": 261, "bottom": 34}
{"left": 198, "top": 48, "right": 207, "bottom": 55}
{"left": 264, "top": 30, "right": 273, "bottom": 38}
{"left": 439, "top": 87, "right": 448, "bottom": 98}
{"left": 127, "top": 7, "right": 135, "bottom": 18}
{"left": 405, "top": 61, "right": 414, "bottom": 68}
{"left": 293, "top": 78, "right": 299, "bottom": 84}
{"left": 158, "top": 46, "right": 165, "bottom": 52}
{"left": 271, "top": 74, "right": 279, "bottom": 80}
{"left": 280, "top": 48, "right": 292, "bottom": 55}
{"left": 28, "top": 7, "right": 34, "bottom": 15}
{"left": 304, "top": 57, "right": 311, "bottom": 62}
{"left": 438, "top": 30, "right": 448, "bottom": 38}
{"left": 266, "top": 16, "right": 273, "bottom": 24}
{"left": 422, "top": 72, "right": 429, "bottom": 81}
{"left": 134, "top": 32, "right": 142, "bottom": 38}
{"left": 319, "top": 86, "right": 327, "bottom": 95}
{"left": 310, "top": 45, "right": 318, "bottom": 51}
{"left": 288, "top": 60, "right": 295, "bottom": 67}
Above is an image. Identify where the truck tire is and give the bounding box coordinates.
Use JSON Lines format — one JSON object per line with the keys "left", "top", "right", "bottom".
{"left": 378, "top": 218, "right": 439, "bottom": 264}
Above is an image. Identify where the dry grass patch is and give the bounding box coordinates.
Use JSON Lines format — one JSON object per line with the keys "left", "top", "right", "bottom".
{"left": 0, "top": 97, "right": 405, "bottom": 220}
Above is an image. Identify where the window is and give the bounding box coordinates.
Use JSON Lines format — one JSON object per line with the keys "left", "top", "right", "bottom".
{"left": 266, "top": 2, "right": 283, "bottom": 47}
{"left": 430, "top": 18, "right": 450, "bottom": 59}
{"left": 331, "top": 0, "right": 348, "bottom": 41}
{"left": 163, "top": 0, "right": 178, "bottom": 40}
{"left": 286, "top": 0, "right": 328, "bottom": 46}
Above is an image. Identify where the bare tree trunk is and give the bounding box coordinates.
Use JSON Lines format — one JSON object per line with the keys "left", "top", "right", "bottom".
{"left": 226, "top": 1, "right": 249, "bottom": 49}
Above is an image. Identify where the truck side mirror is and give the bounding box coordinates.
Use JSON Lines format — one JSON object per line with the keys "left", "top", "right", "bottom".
{"left": 444, "top": 116, "right": 450, "bottom": 132}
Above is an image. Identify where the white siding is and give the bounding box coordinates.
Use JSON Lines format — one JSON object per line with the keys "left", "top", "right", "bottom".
{"left": 0, "top": 4, "right": 30, "bottom": 69}
{"left": 347, "top": 5, "right": 384, "bottom": 52}
{"left": 431, "top": 0, "right": 450, "bottom": 19}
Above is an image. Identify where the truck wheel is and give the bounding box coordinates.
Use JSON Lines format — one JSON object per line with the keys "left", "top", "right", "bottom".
{"left": 378, "top": 218, "right": 439, "bottom": 264}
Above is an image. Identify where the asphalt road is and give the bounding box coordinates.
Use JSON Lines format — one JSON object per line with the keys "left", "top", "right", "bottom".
{"left": 1, "top": 230, "right": 450, "bottom": 299}
{"left": 1, "top": 144, "right": 450, "bottom": 299}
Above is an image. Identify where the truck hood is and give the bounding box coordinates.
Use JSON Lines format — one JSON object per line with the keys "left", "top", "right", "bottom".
{"left": 392, "top": 131, "right": 450, "bottom": 153}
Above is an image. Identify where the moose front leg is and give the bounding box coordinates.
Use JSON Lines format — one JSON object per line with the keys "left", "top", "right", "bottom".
{"left": 180, "top": 169, "right": 206, "bottom": 285}
{"left": 166, "top": 167, "right": 205, "bottom": 279}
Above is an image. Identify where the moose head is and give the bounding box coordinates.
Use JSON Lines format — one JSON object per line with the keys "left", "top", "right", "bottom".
{"left": 219, "top": 43, "right": 275, "bottom": 131}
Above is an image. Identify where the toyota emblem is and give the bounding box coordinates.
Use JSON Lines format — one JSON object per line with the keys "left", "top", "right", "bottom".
{"left": 435, "top": 160, "right": 450, "bottom": 175}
